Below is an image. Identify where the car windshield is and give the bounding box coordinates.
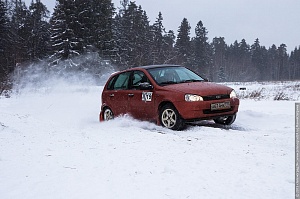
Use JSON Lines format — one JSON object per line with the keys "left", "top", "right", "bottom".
{"left": 147, "top": 66, "right": 204, "bottom": 85}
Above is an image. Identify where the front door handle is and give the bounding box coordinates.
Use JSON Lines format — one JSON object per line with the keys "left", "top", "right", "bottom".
{"left": 128, "top": 94, "right": 134, "bottom": 97}
{"left": 110, "top": 94, "right": 115, "bottom": 97}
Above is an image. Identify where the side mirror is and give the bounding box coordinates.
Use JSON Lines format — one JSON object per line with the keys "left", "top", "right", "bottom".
{"left": 139, "top": 82, "right": 153, "bottom": 90}
{"left": 203, "top": 78, "right": 209, "bottom": 82}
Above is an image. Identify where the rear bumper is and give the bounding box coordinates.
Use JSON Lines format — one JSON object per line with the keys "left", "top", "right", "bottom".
{"left": 174, "top": 98, "right": 240, "bottom": 121}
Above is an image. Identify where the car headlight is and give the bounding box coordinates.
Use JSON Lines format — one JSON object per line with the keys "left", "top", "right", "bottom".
{"left": 230, "top": 90, "right": 237, "bottom": 98}
{"left": 185, "top": 94, "right": 204, "bottom": 102}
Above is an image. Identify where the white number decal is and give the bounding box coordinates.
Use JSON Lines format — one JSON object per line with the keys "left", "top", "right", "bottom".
{"left": 142, "top": 92, "right": 153, "bottom": 102}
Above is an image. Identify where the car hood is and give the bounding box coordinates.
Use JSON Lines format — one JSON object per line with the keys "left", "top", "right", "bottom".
{"left": 163, "top": 82, "right": 233, "bottom": 96}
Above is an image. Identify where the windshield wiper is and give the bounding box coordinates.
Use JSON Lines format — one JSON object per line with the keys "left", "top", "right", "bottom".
{"left": 159, "top": 81, "right": 178, "bottom": 85}
{"left": 179, "top": 79, "right": 203, "bottom": 83}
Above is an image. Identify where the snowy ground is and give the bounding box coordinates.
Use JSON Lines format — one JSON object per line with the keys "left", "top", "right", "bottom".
{"left": 0, "top": 78, "right": 297, "bottom": 199}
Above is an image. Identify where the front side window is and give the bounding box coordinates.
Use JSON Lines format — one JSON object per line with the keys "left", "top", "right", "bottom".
{"left": 131, "top": 71, "right": 150, "bottom": 89}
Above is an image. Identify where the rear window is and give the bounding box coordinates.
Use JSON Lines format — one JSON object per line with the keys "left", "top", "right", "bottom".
{"left": 107, "top": 72, "right": 130, "bottom": 90}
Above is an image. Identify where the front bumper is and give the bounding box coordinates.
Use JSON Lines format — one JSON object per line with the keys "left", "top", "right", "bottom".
{"left": 174, "top": 98, "right": 240, "bottom": 121}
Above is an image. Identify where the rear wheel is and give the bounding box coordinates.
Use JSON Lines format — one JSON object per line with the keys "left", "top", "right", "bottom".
{"left": 103, "top": 107, "right": 114, "bottom": 121}
{"left": 159, "top": 104, "right": 185, "bottom": 130}
{"left": 213, "top": 114, "right": 236, "bottom": 125}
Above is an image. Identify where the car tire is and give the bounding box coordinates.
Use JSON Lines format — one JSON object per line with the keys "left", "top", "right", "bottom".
{"left": 159, "top": 104, "right": 185, "bottom": 130}
{"left": 213, "top": 114, "right": 236, "bottom": 125}
{"left": 103, "top": 107, "right": 114, "bottom": 121}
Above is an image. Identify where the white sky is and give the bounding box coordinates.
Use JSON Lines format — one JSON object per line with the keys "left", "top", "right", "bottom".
{"left": 25, "top": 0, "right": 300, "bottom": 52}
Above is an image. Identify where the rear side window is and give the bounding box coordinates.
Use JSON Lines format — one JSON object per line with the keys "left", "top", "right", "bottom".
{"left": 107, "top": 72, "right": 130, "bottom": 90}
{"left": 107, "top": 75, "right": 117, "bottom": 90}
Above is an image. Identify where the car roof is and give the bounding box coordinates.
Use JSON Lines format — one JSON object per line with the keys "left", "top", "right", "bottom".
{"left": 111, "top": 65, "right": 184, "bottom": 76}
{"left": 131, "top": 64, "right": 182, "bottom": 70}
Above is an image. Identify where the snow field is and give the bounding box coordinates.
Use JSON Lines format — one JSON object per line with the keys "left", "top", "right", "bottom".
{"left": 226, "top": 81, "right": 300, "bottom": 101}
{"left": 0, "top": 80, "right": 297, "bottom": 199}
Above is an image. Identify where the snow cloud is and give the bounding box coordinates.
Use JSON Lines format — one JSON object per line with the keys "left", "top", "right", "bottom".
{"left": 12, "top": 53, "right": 116, "bottom": 96}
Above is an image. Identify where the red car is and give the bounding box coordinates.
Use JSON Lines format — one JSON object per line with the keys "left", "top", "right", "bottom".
{"left": 99, "top": 65, "right": 239, "bottom": 130}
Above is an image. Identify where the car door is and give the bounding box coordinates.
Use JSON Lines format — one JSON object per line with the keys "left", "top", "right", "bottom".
{"left": 127, "top": 70, "right": 156, "bottom": 120}
{"left": 105, "top": 72, "right": 131, "bottom": 116}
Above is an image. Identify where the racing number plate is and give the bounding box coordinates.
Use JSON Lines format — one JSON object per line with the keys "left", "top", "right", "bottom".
{"left": 142, "top": 92, "right": 153, "bottom": 102}
{"left": 211, "top": 101, "right": 231, "bottom": 111}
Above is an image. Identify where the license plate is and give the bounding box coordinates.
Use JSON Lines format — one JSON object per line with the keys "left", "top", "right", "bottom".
{"left": 211, "top": 101, "right": 231, "bottom": 110}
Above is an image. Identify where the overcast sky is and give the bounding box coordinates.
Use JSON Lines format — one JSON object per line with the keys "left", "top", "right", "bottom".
{"left": 24, "top": 0, "right": 300, "bottom": 52}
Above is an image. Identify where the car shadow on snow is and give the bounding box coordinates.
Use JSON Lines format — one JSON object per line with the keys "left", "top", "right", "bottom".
{"left": 186, "top": 120, "right": 248, "bottom": 131}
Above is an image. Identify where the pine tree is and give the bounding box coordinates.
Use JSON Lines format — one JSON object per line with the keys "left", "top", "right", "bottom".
{"left": 217, "top": 65, "right": 226, "bottom": 82}
{"left": 0, "top": 0, "right": 12, "bottom": 86}
{"left": 239, "top": 39, "right": 251, "bottom": 63}
{"left": 225, "top": 41, "right": 236, "bottom": 81}
{"left": 190, "top": 20, "right": 211, "bottom": 75}
{"left": 113, "top": 1, "right": 151, "bottom": 68}
{"left": 250, "top": 39, "right": 270, "bottom": 80}
{"left": 277, "top": 44, "right": 288, "bottom": 80}
{"left": 0, "top": 0, "right": 9, "bottom": 62}
{"left": 10, "top": 0, "right": 31, "bottom": 64}
{"left": 150, "top": 12, "right": 165, "bottom": 64}
{"left": 135, "top": 7, "right": 151, "bottom": 66}
{"left": 250, "top": 38, "right": 262, "bottom": 80}
{"left": 175, "top": 18, "right": 191, "bottom": 65}
{"left": 212, "top": 37, "right": 227, "bottom": 81}
{"left": 112, "top": 0, "right": 131, "bottom": 67}
{"left": 295, "top": 46, "right": 300, "bottom": 79}
{"left": 27, "top": 0, "right": 50, "bottom": 61}
{"left": 162, "top": 30, "right": 176, "bottom": 64}
{"left": 289, "top": 46, "right": 300, "bottom": 79}
{"left": 90, "top": 0, "right": 115, "bottom": 58}
{"left": 259, "top": 46, "right": 268, "bottom": 80}
{"left": 268, "top": 44, "right": 278, "bottom": 80}
{"left": 237, "top": 39, "right": 251, "bottom": 81}
{"left": 225, "top": 39, "right": 252, "bottom": 81}
{"left": 73, "top": 0, "right": 91, "bottom": 52}
{"left": 49, "top": 0, "right": 82, "bottom": 66}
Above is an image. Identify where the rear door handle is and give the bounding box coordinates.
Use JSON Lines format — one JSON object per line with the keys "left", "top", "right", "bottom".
{"left": 128, "top": 94, "right": 134, "bottom": 97}
{"left": 110, "top": 94, "right": 115, "bottom": 97}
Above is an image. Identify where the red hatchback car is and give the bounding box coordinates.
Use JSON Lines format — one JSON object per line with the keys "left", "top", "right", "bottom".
{"left": 99, "top": 65, "right": 239, "bottom": 130}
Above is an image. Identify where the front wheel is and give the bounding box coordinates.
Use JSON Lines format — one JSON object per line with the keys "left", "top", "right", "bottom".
{"left": 213, "top": 114, "right": 236, "bottom": 125}
{"left": 159, "top": 104, "right": 185, "bottom": 130}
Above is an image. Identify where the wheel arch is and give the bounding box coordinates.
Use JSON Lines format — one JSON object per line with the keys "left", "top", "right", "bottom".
{"left": 157, "top": 101, "right": 175, "bottom": 113}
